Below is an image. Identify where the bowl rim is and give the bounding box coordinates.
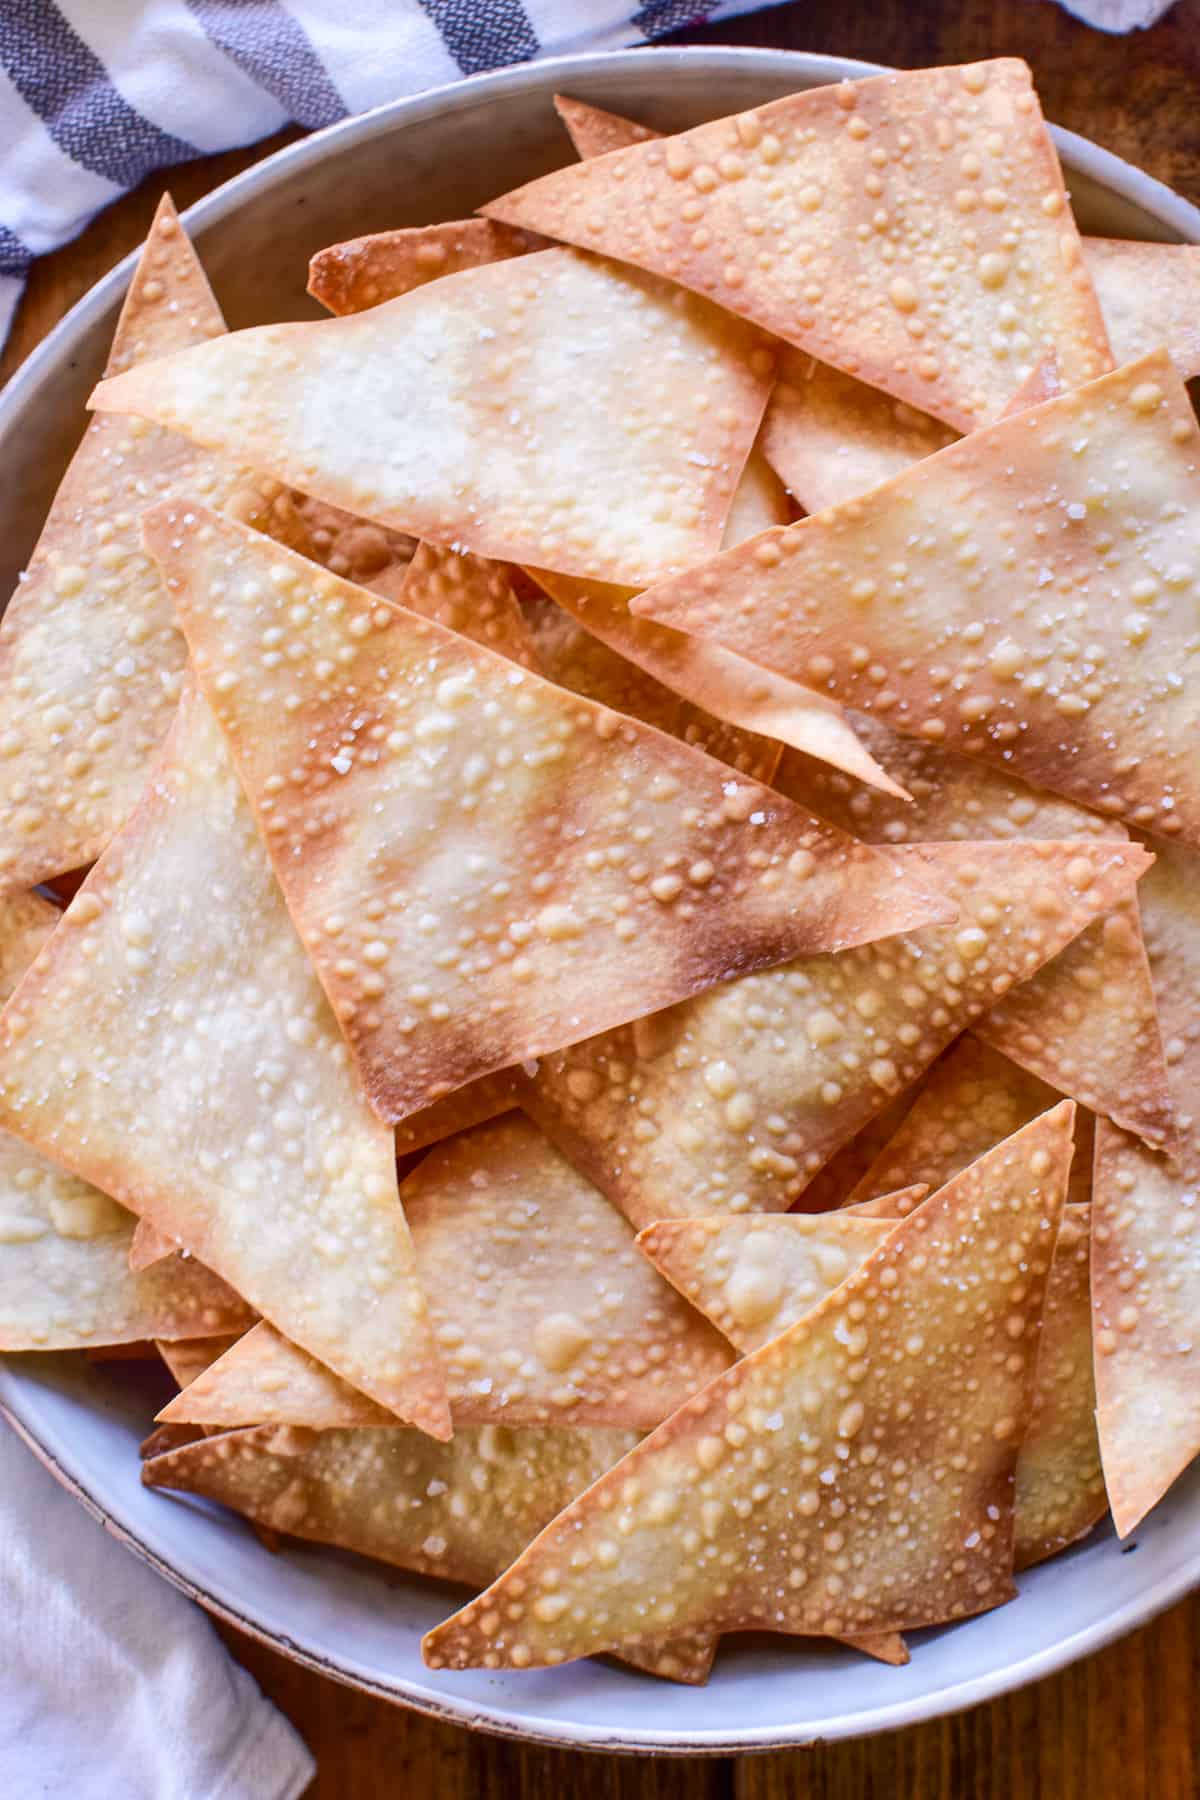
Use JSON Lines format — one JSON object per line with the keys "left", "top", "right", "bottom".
{"left": 3, "top": 42, "right": 1200, "bottom": 1757}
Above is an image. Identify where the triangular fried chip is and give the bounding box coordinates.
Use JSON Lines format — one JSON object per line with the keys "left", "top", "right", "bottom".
{"left": 547, "top": 100, "right": 1190, "bottom": 496}
{"left": 844, "top": 1036, "right": 1095, "bottom": 1211}
{"left": 1013, "top": 1204, "right": 1106, "bottom": 1568}
{"left": 1092, "top": 835, "right": 1200, "bottom": 1534}
{"left": 526, "top": 560, "right": 907, "bottom": 798}
{"left": 543, "top": 95, "right": 966, "bottom": 519}
{"left": 157, "top": 1319, "right": 391, "bottom": 1430}
{"left": 145, "top": 1419, "right": 638, "bottom": 1591}
{"left": 156, "top": 1334, "right": 243, "bottom": 1390}
{"left": 791, "top": 1089, "right": 921, "bottom": 1214}
{"left": 147, "top": 502, "right": 947, "bottom": 1126}
{"left": 554, "top": 94, "right": 660, "bottom": 160}
{"left": 0, "top": 1144, "right": 255, "bottom": 1351}
{"left": 142, "top": 1419, "right": 715, "bottom": 1682}
{"left": 0, "top": 881, "right": 255, "bottom": 1351}
{"left": 765, "top": 244, "right": 1199, "bottom": 511}
{"left": 647, "top": 1192, "right": 1104, "bottom": 1570}
{"left": 395, "top": 1071, "right": 523, "bottom": 1158}
{"left": 398, "top": 543, "right": 539, "bottom": 669}
{"left": 0, "top": 195, "right": 261, "bottom": 893}
{"left": 521, "top": 590, "right": 780, "bottom": 782}
{"left": 1001, "top": 355, "right": 1062, "bottom": 416}
{"left": 141, "top": 1422, "right": 206, "bottom": 1460}
{"left": 242, "top": 485, "right": 414, "bottom": 602}
{"left": 129, "top": 1216, "right": 177, "bottom": 1270}
{"left": 837, "top": 1183, "right": 1103, "bottom": 1563}
{"left": 775, "top": 711, "right": 1172, "bottom": 1150}
{"left": 160, "top": 1113, "right": 733, "bottom": 1431}
{"left": 299, "top": 144, "right": 891, "bottom": 799}
{"left": 637, "top": 1211, "right": 898, "bottom": 1352}
{"left": 307, "top": 219, "right": 545, "bottom": 315}
{"left": 0, "top": 891, "right": 60, "bottom": 1001}
{"left": 763, "top": 353, "right": 959, "bottom": 515}
{"left": 637, "top": 349, "right": 1200, "bottom": 848}
{"left": 525, "top": 839, "right": 1146, "bottom": 1225}
{"left": 385, "top": 547, "right": 538, "bottom": 1150}
{"left": 540, "top": 94, "right": 956, "bottom": 548}
{"left": 1084, "top": 238, "right": 1200, "bottom": 380}
{"left": 484, "top": 62, "right": 1110, "bottom": 432}
{"left": 94, "top": 248, "right": 775, "bottom": 588}
{"left": 0, "top": 683, "right": 449, "bottom": 1434}
{"left": 423, "top": 1103, "right": 1073, "bottom": 1669}
{"left": 527, "top": 444, "right": 901, "bottom": 792}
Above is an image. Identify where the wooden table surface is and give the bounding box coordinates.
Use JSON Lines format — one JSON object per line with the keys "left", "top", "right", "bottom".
{"left": 5, "top": 2, "right": 1200, "bottom": 1793}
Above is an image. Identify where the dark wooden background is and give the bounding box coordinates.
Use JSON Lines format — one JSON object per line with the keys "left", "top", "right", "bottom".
{"left": 4, "top": 2, "right": 1199, "bottom": 1792}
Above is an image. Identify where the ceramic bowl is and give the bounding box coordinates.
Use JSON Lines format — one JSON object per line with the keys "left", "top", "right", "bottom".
{"left": 3, "top": 46, "right": 1200, "bottom": 1755}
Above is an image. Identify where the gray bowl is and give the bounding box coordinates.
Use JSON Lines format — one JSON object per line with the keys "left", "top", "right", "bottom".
{"left": 2, "top": 46, "right": 1200, "bottom": 1756}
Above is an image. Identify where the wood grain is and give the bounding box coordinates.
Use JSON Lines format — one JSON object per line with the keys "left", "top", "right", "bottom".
{"left": 5, "top": 2, "right": 1200, "bottom": 1793}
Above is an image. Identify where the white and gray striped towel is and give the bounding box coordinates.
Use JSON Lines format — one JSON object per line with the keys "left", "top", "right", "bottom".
{"left": 0, "top": 0, "right": 768, "bottom": 347}
{"left": 0, "top": 0, "right": 1180, "bottom": 351}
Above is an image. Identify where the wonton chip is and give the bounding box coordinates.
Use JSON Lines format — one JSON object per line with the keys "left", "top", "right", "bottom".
{"left": 844, "top": 1036, "right": 1094, "bottom": 1211}
{"left": 0, "top": 881, "right": 254, "bottom": 1351}
{"left": 546, "top": 95, "right": 963, "bottom": 517}
{"left": 424, "top": 1103, "right": 1073, "bottom": 1669}
{"left": 307, "top": 219, "right": 545, "bottom": 315}
{"left": 242, "top": 484, "right": 414, "bottom": 602}
{"left": 0, "top": 891, "right": 59, "bottom": 1001}
{"left": 394, "top": 1070, "right": 523, "bottom": 1157}
{"left": 0, "top": 683, "right": 449, "bottom": 1434}
{"left": 0, "top": 1144, "right": 254, "bottom": 1352}
{"left": 522, "top": 591, "right": 780, "bottom": 781}
{"left": 526, "top": 562, "right": 906, "bottom": 798}
{"left": 527, "top": 446, "right": 906, "bottom": 794}
{"left": 1001, "top": 355, "right": 1063, "bottom": 416}
{"left": 775, "top": 709, "right": 1173, "bottom": 1151}
{"left": 526, "top": 839, "right": 1146, "bottom": 1225}
{"left": 149, "top": 502, "right": 948, "bottom": 1125}
{"left": 484, "top": 62, "right": 1110, "bottom": 433}
{"left": 143, "top": 1419, "right": 717, "bottom": 1682}
{"left": 301, "top": 145, "right": 889, "bottom": 798}
{"left": 555, "top": 94, "right": 660, "bottom": 160}
{"left": 765, "top": 242, "right": 1200, "bottom": 512}
{"left": 1084, "top": 238, "right": 1200, "bottom": 381}
{"left": 0, "top": 195, "right": 263, "bottom": 893}
{"left": 638, "top": 1211, "right": 898, "bottom": 1352}
{"left": 145, "top": 1420, "right": 636, "bottom": 1593}
{"left": 157, "top": 1334, "right": 242, "bottom": 1390}
{"left": 157, "top": 1319, "right": 392, "bottom": 1430}
{"left": 637, "top": 350, "right": 1200, "bottom": 849}
{"left": 398, "top": 543, "right": 538, "bottom": 669}
{"left": 549, "top": 99, "right": 1185, "bottom": 508}
{"left": 639, "top": 1178, "right": 1099, "bottom": 1573}
{"left": 837, "top": 1184, "right": 1104, "bottom": 1564}
{"left": 1012, "top": 1205, "right": 1106, "bottom": 1567}
{"left": 129, "top": 1216, "right": 177, "bottom": 1270}
{"left": 94, "top": 249, "right": 775, "bottom": 588}
{"left": 791, "top": 1090, "right": 922, "bottom": 1214}
{"left": 1092, "top": 835, "right": 1200, "bottom": 1534}
{"left": 161, "top": 1114, "right": 732, "bottom": 1431}
{"left": 763, "top": 354, "right": 959, "bottom": 515}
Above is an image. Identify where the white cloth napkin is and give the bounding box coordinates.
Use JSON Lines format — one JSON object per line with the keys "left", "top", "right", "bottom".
{"left": 0, "top": 0, "right": 1178, "bottom": 350}
{"left": 1, "top": 1419, "right": 315, "bottom": 1800}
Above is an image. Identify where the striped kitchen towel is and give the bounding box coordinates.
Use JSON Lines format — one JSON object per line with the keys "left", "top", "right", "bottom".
{"left": 0, "top": 0, "right": 1179, "bottom": 352}
{"left": 0, "top": 0, "right": 767, "bottom": 348}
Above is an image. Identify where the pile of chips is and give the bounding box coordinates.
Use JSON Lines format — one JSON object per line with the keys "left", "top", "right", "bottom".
{"left": 3, "top": 58, "right": 1200, "bottom": 1682}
